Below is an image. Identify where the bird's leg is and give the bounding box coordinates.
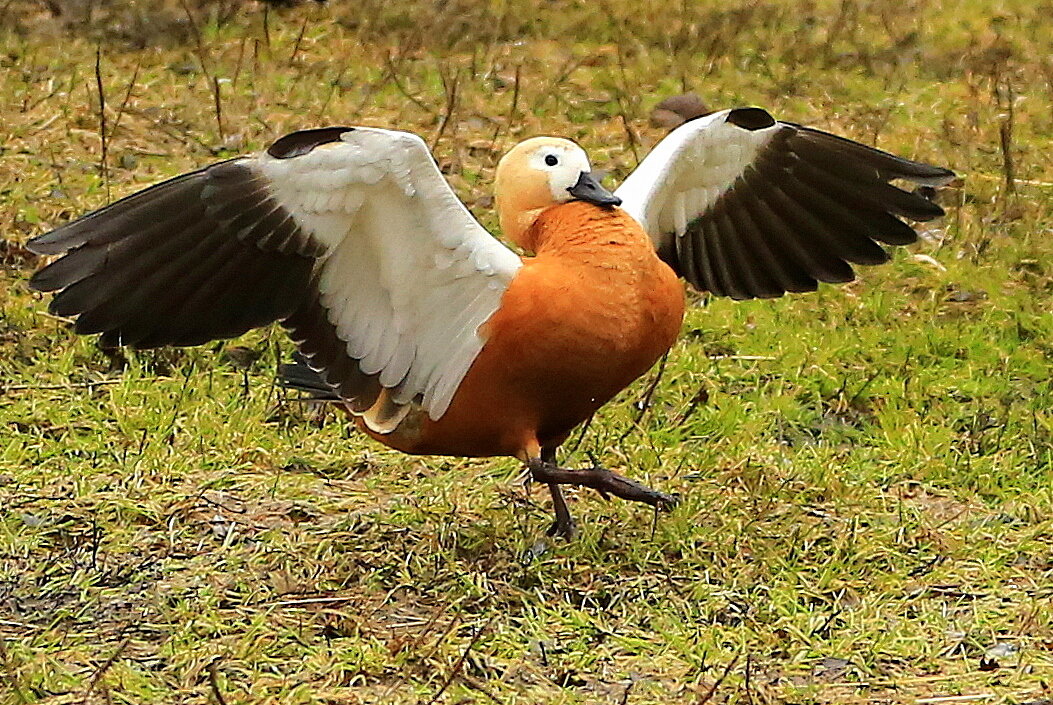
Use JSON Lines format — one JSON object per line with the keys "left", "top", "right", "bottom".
{"left": 541, "top": 446, "right": 577, "bottom": 539}
{"left": 527, "top": 456, "right": 678, "bottom": 517}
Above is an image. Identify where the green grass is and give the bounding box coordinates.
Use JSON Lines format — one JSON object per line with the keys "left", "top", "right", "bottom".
{"left": 2, "top": 0, "right": 1052, "bottom": 702}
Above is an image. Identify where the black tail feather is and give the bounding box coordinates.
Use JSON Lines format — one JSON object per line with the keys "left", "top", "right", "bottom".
{"left": 279, "top": 353, "right": 340, "bottom": 401}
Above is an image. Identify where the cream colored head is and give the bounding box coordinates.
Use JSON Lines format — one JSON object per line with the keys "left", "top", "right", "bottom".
{"left": 494, "top": 137, "right": 596, "bottom": 250}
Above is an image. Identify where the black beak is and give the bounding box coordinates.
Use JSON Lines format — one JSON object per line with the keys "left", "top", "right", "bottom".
{"left": 567, "top": 171, "right": 622, "bottom": 208}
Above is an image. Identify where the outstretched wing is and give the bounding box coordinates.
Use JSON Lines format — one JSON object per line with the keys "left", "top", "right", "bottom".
{"left": 29, "top": 127, "right": 522, "bottom": 431}
{"left": 615, "top": 107, "right": 955, "bottom": 300}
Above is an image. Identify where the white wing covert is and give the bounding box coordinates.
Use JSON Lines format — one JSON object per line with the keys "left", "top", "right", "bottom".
{"left": 29, "top": 126, "right": 522, "bottom": 431}
{"left": 616, "top": 108, "right": 955, "bottom": 300}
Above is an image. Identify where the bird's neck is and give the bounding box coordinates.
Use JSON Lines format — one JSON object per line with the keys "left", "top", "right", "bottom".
{"left": 521, "top": 201, "right": 654, "bottom": 257}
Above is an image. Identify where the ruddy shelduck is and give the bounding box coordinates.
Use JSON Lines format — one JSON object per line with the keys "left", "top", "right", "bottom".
{"left": 28, "top": 107, "right": 954, "bottom": 537}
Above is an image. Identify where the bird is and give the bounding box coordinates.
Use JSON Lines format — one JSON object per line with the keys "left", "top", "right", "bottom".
{"left": 26, "top": 106, "right": 955, "bottom": 538}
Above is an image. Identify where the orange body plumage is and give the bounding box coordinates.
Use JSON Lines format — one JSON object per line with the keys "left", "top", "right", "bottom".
{"left": 361, "top": 201, "right": 685, "bottom": 461}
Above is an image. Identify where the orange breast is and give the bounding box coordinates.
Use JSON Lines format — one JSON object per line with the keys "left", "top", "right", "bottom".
{"left": 360, "top": 201, "right": 685, "bottom": 460}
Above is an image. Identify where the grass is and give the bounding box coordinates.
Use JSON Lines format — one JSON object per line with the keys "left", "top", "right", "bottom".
{"left": 1, "top": 0, "right": 1052, "bottom": 702}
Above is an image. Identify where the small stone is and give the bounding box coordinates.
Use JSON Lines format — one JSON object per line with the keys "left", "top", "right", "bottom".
{"left": 983, "top": 641, "right": 1020, "bottom": 666}
{"left": 813, "top": 657, "right": 852, "bottom": 680}
{"left": 946, "top": 288, "right": 987, "bottom": 303}
{"left": 224, "top": 345, "right": 259, "bottom": 369}
{"left": 650, "top": 93, "right": 712, "bottom": 128}
{"left": 210, "top": 514, "right": 233, "bottom": 541}
{"left": 168, "top": 61, "right": 198, "bottom": 75}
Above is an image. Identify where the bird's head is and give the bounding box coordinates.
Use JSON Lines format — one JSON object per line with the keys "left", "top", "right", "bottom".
{"left": 494, "top": 137, "right": 620, "bottom": 251}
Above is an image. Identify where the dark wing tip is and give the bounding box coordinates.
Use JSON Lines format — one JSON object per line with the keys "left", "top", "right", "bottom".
{"left": 27, "top": 158, "right": 324, "bottom": 349}
{"left": 267, "top": 127, "right": 356, "bottom": 159}
{"left": 905, "top": 195, "right": 947, "bottom": 221}
{"left": 794, "top": 126, "right": 955, "bottom": 187}
{"left": 727, "top": 107, "right": 777, "bottom": 131}
{"left": 912, "top": 165, "right": 957, "bottom": 188}
{"left": 27, "top": 260, "right": 68, "bottom": 292}
{"left": 660, "top": 114, "right": 956, "bottom": 300}
{"left": 27, "top": 227, "right": 76, "bottom": 256}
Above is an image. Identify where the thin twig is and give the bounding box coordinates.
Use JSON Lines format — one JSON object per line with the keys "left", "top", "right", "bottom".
{"left": 613, "top": 44, "right": 640, "bottom": 164}
{"left": 382, "top": 50, "right": 434, "bottom": 114}
{"left": 207, "top": 658, "right": 228, "bottom": 705}
{"left": 271, "top": 596, "right": 358, "bottom": 607}
{"left": 83, "top": 637, "right": 130, "bottom": 704}
{"left": 709, "top": 354, "right": 776, "bottom": 361}
{"left": 675, "top": 383, "right": 710, "bottom": 426}
{"left": 634, "top": 352, "right": 668, "bottom": 424}
{"left": 828, "top": 673, "right": 1005, "bottom": 688}
{"left": 617, "top": 352, "right": 669, "bottom": 443}
{"left": 315, "top": 65, "right": 348, "bottom": 123}
{"left": 378, "top": 610, "right": 464, "bottom": 702}
{"left": 288, "top": 17, "right": 309, "bottom": 65}
{"left": 108, "top": 56, "right": 141, "bottom": 139}
{"left": 211, "top": 76, "right": 224, "bottom": 143}
{"left": 431, "top": 67, "right": 459, "bottom": 151}
{"left": 488, "top": 63, "right": 521, "bottom": 155}
{"left": 538, "top": 54, "right": 589, "bottom": 113}
{"left": 94, "top": 47, "right": 109, "bottom": 201}
{"left": 457, "top": 674, "right": 503, "bottom": 704}
{"left": 697, "top": 652, "right": 740, "bottom": 704}
{"left": 996, "top": 76, "right": 1016, "bottom": 198}
{"left": 176, "top": 0, "right": 224, "bottom": 145}
{"left": 510, "top": 64, "right": 521, "bottom": 120}
{"left": 231, "top": 37, "right": 246, "bottom": 90}
{"left": 2, "top": 379, "right": 124, "bottom": 392}
{"left": 425, "top": 615, "right": 495, "bottom": 705}
{"left": 565, "top": 413, "right": 594, "bottom": 457}
{"left": 743, "top": 652, "right": 753, "bottom": 705}
{"left": 619, "top": 111, "right": 640, "bottom": 165}
{"left": 417, "top": 613, "right": 464, "bottom": 668}
{"left": 970, "top": 173, "right": 1051, "bottom": 188}
{"left": 261, "top": 3, "right": 271, "bottom": 51}
{"left": 179, "top": 0, "right": 211, "bottom": 81}
{"left": 403, "top": 601, "right": 458, "bottom": 654}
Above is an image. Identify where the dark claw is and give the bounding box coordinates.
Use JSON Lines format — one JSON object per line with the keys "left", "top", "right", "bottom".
{"left": 547, "top": 515, "right": 578, "bottom": 539}
{"left": 654, "top": 491, "right": 679, "bottom": 512}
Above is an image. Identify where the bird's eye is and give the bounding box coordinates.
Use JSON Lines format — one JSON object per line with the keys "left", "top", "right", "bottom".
{"left": 544, "top": 154, "right": 559, "bottom": 167}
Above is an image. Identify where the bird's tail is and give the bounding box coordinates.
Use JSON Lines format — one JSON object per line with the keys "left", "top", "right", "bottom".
{"left": 279, "top": 353, "right": 340, "bottom": 401}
